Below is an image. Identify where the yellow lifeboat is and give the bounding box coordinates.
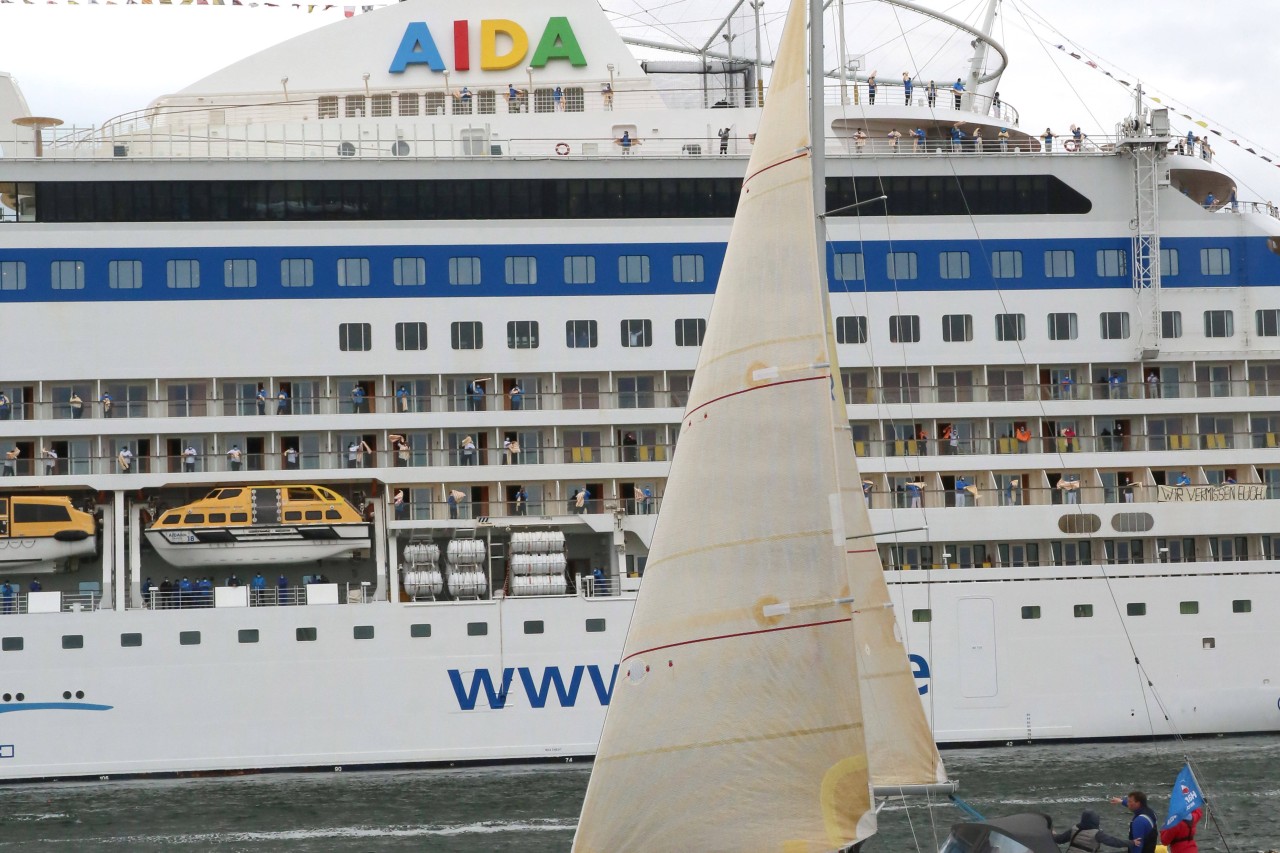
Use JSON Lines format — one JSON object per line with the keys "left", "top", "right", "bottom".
{"left": 145, "top": 485, "right": 369, "bottom": 568}
{"left": 0, "top": 495, "right": 96, "bottom": 570}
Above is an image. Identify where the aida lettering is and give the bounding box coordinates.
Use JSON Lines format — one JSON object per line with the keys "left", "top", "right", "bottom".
{"left": 1156, "top": 483, "right": 1266, "bottom": 502}
{"left": 390, "top": 17, "right": 587, "bottom": 74}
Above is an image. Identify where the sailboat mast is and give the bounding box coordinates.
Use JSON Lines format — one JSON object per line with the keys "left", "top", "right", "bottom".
{"left": 810, "top": 0, "right": 825, "bottom": 236}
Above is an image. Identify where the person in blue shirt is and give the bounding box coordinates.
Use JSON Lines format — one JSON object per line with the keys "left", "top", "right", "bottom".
{"left": 866, "top": 71, "right": 877, "bottom": 105}
{"left": 911, "top": 127, "right": 926, "bottom": 152}
{"left": 276, "top": 387, "right": 289, "bottom": 415}
{"left": 905, "top": 480, "right": 923, "bottom": 508}
{"left": 396, "top": 385, "right": 409, "bottom": 413}
{"left": 1, "top": 581, "right": 13, "bottom": 614}
{"left": 1175, "top": 472, "right": 1191, "bottom": 486}
{"left": 0, "top": 392, "right": 10, "bottom": 421}
{"left": 926, "top": 80, "right": 937, "bottom": 107}
{"left": 1204, "top": 192, "right": 1215, "bottom": 209}
{"left": 1042, "top": 128, "right": 1055, "bottom": 152}
{"left": 256, "top": 384, "right": 267, "bottom": 415}
{"left": 351, "top": 385, "right": 366, "bottom": 414}
{"left": 955, "top": 476, "right": 970, "bottom": 507}
{"left": 509, "top": 383, "right": 523, "bottom": 411}
{"left": 277, "top": 574, "right": 289, "bottom": 605}
{"left": 1109, "top": 792, "right": 1158, "bottom": 853}
{"left": 901, "top": 72, "right": 913, "bottom": 105}
{"left": 949, "top": 122, "right": 966, "bottom": 152}
{"left": 618, "top": 130, "right": 634, "bottom": 154}
{"left": 951, "top": 77, "right": 965, "bottom": 108}
{"left": 467, "top": 380, "right": 485, "bottom": 412}
{"left": 178, "top": 577, "right": 192, "bottom": 608}
{"left": 640, "top": 486, "right": 653, "bottom": 514}
{"left": 553, "top": 86, "right": 563, "bottom": 111}
{"left": 29, "top": 577, "right": 42, "bottom": 593}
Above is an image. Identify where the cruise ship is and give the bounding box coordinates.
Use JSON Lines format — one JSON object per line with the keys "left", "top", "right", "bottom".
{"left": 0, "top": 0, "right": 1278, "bottom": 783}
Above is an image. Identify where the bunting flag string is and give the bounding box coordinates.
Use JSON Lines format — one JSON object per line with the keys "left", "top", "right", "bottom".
{"left": 0, "top": 0, "right": 390, "bottom": 13}
{"left": 1052, "top": 43, "right": 1280, "bottom": 170}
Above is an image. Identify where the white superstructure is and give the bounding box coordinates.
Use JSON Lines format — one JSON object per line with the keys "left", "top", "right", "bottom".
{"left": 0, "top": 0, "right": 1278, "bottom": 783}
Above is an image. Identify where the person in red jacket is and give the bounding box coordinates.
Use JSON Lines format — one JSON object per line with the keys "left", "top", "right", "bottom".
{"left": 1159, "top": 807, "right": 1202, "bottom": 853}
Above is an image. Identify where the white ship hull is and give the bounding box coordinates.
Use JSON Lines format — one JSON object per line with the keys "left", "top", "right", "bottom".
{"left": 144, "top": 524, "right": 370, "bottom": 568}
{"left": 0, "top": 535, "right": 95, "bottom": 571}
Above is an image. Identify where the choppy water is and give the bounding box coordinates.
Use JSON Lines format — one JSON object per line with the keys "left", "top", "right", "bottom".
{"left": 1, "top": 736, "right": 1277, "bottom": 851}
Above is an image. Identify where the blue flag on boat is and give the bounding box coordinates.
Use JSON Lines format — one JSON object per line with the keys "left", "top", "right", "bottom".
{"left": 1163, "top": 763, "right": 1204, "bottom": 829}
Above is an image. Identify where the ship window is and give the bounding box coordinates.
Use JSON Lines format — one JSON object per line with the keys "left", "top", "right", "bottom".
{"left": 339, "top": 322, "right": 372, "bottom": 352}
{"left": 449, "top": 257, "right": 482, "bottom": 286}
{"left": 1204, "top": 310, "right": 1234, "bottom": 337}
{"left": 183, "top": 513, "right": 205, "bottom": 524}
{"left": 1200, "top": 247, "right": 1231, "bottom": 275}
{"left": 621, "top": 319, "right": 652, "bottom": 347}
{"left": 1162, "top": 310, "right": 1182, "bottom": 338}
{"left": 1180, "top": 601, "right": 1200, "bottom": 615}
{"left": 1160, "top": 247, "right": 1179, "bottom": 276}
{"left": 467, "top": 622, "right": 488, "bottom": 637}
{"left": 304, "top": 510, "right": 323, "bottom": 520}
{"left": 1, "top": 637, "right": 22, "bottom": 651}
{"left": 566, "top": 320, "right": 598, "bottom": 348}
{"left": 564, "top": 256, "right": 596, "bottom": 284}
{"left": 230, "top": 513, "right": 248, "bottom": 523}
{"left": 1044, "top": 250, "right": 1075, "bottom": 278}
{"left": 1096, "top": 249, "right": 1127, "bottom": 277}
{"left": 505, "top": 256, "right": 537, "bottom": 285}
{"left": 318, "top": 96, "right": 338, "bottom": 118}
{"left": 939, "top": 251, "right": 970, "bottom": 280}
{"left": 1073, "top": 604, "right": 1094, "bottom": 618}
{"left": 1112, "top": 512, "right": 1154, "bottom": 533}
{"left": 888, "top": 315, "right": 920, "bottom": 343}
{"left": 673, "top": 254, "right": 704, "bottom": 283}
{"left": 835, "top": 316, "right": 867, "bottom": 344}
{"left": 392, "top": 257, "right": 425, "bottom": 287}
{"left": 296, "top": 627, "right": 317, "bottom": 642}
{"left": 223, "top": 259, "right": 257, "bottom": 288}
{"left": 353, "top": 625, "right": 375, "bottom": 640}
{"left": 238, "top": 629, "right": 259, "bottom": 644}
{"left": 325, "top": 509, "right": 341, "bottom": 520}
{"left": 344, "top": 95, "right": 366, "bottom": 118}
{"left": 208, "top": 513, "right": 227, "bottom": 523}
{"left": 619, "top": 255, "right": 650, "bottom": 284}
{"left": 0, "top": 261, "right": 27, "bottom": 290}
{"left": 109, "top": 260, "right": 143, "bottom": 290}
{"left": 397, "top": 93, "right": 419, "bottom": 116}
{"left": 285, "top": 511, "right": 303, "bottom": 521}
{"left": 217, "top": 489, "right": 242, "bottom": 500}
{"left": 995, "top": 313, "right": 1025, "bottom": 341}
{"left": 1020, "top": 606, "right": 1041, "bottom": 620}
{"left": 120, "top": 633, "right": 142, "bottom": 647}
{"left": 287, "top": 488, "right": 317, "bottom": 500}
{"left": 410, "top": 623, "right": 432, "bottom": 638}
{"left": 396, "top": 321, "right": 428, "bottom": 351}
{"left": 51, "top": 260, "right": 85, "bottom": 290}
{"left": 1257, "top": 310, "right": 1280, "bottom": 337}
{"left": 585, "top": 618, "right": 606, "bottom": 633}
{"left": 833, "top": 252, "right": 864, "bottom": 282}
{"left": 1233, "top": 599, "right": 1252, "bottom": 613}
{"left": 450, "top": 321, "right": 483, "bottom": 350}
{"left": 911, "top": 609, "right": 931, "bottom": 623}
{"left": 991, "top": 250, "right": 1022, "bottom": 279}
{"left": 1100, "top": 312, "right": 1130, "bottom": 340}
{"left": 1127, "top": 603, "right": 1146, "bottom": 616}
{"left": 337, "top": 258, "right": 369, "bottom": 287}
{"left": 370, "top": 94, "right": 392, "bottom": 117}
{"left": 281, "top": 258, "right": 313, "bottom": 288}
{"left": 161, "top": 515, "right": 180, "bottom": 525}
{"left": 179, "top": 631, "right": 201, "bottom": 646}
{"left": 674, "top": 318, "right": 706, "bottom": 347}
{"left": 886, "top": 252, "right": 917, "bottom": 281}
{"left": 507, "top": 320, "right": 540, "bottom": 350}
{"left": 524, "top": 620, "right": 545, "bottom": 634}
{"left": 942, "top": 314, "right": 972, "bottom": 343}
{"left": 1058, "top": 514, "right": 1100, "bottom": 534}
{"left": 1047, "top": 312, "right": 1078, "bottom": 340}
{"left": 14, "top": 503, "right": 71, "bottom": 523}
{"left": 166, "top": 259, "right": 200, "bottom": 289}
{"left": 62, "top": 634, "right": 84, "bottom": 649}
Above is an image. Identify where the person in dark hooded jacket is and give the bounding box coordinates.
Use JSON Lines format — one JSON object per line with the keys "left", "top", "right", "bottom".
{"left": 1053, "top": 810, "right": 1129, "bottom": 852}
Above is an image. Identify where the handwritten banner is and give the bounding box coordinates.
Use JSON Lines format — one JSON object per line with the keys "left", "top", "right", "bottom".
{"left": 1157, "top": 484, "right": 1267, "bottom": 503}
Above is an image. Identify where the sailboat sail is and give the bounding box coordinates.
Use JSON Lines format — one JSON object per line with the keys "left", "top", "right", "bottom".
{"left": 573, "top": 0, "right": 944, "bottom": 850}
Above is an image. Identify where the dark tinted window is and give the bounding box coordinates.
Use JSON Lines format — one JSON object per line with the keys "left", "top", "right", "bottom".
{"left": 120, "top": 633, "right": 142, "bottom": 647}
{"left": 14, "top": 502, "right": 72, "bottom": 523}
{"left": 62, "top": 634, "right": 84, "bottom": 649}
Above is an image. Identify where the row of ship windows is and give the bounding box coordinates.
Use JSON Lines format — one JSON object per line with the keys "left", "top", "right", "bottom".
{"left": 0, "top": 255, "right": 705, "bottom": 291}
{"left": 0, "top": 247, "right": 1228, "bottom": 292}
{"left": 835, "top": 309, "right": 1276, "bottom": 344}
{"left": 339, "top": 319, "right": 704, "bottom": 352}
{"left": 316, "top": 88, "right": 588, "bottom": 118}
{"left": 910, "top": 599, "right": 1252, "bottom": 623}
{"left": 830, "top": 246, "right": 1224, "bottom": 281}
{"left": 0, "top": 617, "right": 608, "bottom": 651}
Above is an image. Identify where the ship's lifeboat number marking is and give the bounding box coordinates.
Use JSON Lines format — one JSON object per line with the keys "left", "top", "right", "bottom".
{"left": 161, "top": 531, "right": 200, "bottom": 544}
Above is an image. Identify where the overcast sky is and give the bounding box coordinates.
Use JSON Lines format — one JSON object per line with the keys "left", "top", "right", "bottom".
{"left": 4, "top": 0, "right": 1278, "bottom": 198}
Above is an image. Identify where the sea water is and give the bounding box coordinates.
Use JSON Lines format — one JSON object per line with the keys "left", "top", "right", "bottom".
{"left": 1, "top": 736, "right": 1276, "bottom": 851}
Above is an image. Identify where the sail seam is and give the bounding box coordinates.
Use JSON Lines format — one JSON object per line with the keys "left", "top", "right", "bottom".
{"left": 742, "top": 150, "right": 811, "bottom": 188}
{"left": 622, "top": 616, "right": 850, "bottom": 663}
{"left": 591, "top": 722, "right": 861, "bottom": 765}
{"left": 685, "top": 373, "right": 830, "bottom": 421}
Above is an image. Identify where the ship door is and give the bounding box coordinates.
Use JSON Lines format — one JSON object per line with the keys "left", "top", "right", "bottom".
{"left": 469, "top": 486, "right": 490, "bottom": 519}
{"left": 246, "top": 436, "right": 265, "bottom": 471}
{"left": 251, "top": 488, "right": 281, "bottom": 525}
{"left": 165, "top": 438, "right": 182, "bottom": 473}
{"left": 135, "top": 438, "right": 151, "bottom": 474}
{"left": 586, "top": 481, "right": 604, "bottom": 514}
{"left": 361, "top": 434, "right": 378, "bottom": 468}
{"left": 49, "top": 440, "right": 70, "bottom": 476}
{"left": 956, "top": 597, "right": 998, "bottom": 698}
{"left": 620, "top": 482, "right": 637, "bottom": 514}
{"left": 13, "top": 440, "right": 35, "bottom": 476}
{"left": 474, "top": 433, "right": 489, "bottom": 467}
{"left": 357, "top": 380, "right": 376, "bottom": 413}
